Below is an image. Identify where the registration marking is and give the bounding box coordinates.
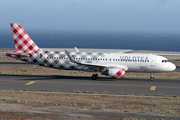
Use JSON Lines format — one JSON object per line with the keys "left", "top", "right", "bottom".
{"left": 150, "top": 86, "right": 156, "bottom": 90}
{"left": 25, "top": 81, "right": 36, "bottom": 85}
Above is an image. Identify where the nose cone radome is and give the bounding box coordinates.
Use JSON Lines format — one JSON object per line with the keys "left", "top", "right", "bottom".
{"left": 170, "top": 63, "right": 176, "bottom": 71}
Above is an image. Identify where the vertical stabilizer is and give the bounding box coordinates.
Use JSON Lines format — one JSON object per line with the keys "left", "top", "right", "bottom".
{"left": 10, "top": 23, "right": 41, "bottom": 52}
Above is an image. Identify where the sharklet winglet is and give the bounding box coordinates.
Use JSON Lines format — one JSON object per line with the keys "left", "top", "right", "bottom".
{"left": 75, "top": 47, "right": 79, "bottom": 52}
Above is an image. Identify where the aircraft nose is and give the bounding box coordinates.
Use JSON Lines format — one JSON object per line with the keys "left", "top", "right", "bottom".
{"left": 170, "top": 63, "right": 176, "bottom": 71}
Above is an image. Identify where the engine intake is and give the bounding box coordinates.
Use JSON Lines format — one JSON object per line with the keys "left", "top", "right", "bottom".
{"left": 101, "top": 68, "right": 125, "bottom": 79}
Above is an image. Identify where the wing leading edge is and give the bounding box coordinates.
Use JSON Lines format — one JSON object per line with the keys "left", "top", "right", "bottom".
{"left": 65, "top": 50, "right": 128, "bottom": 71}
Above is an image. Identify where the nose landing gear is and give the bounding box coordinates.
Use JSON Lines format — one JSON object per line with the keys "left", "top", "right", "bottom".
{"left": 150, "top": 72, "right": 154, "bottom": 81}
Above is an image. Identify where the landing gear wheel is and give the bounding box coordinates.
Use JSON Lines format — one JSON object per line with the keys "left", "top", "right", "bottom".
{"left": 150, "top": 77, "right": 154, "bottom": 81}
{"left": 150, "top": 72, "right": 154, "bottom": 81}
{"left": 92, "top": 74, "right": 98, "bottom": 80}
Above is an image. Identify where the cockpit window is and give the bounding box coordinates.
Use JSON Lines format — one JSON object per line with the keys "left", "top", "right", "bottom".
{"left": 162, "top": 60, "right": 169, "bottom": 63}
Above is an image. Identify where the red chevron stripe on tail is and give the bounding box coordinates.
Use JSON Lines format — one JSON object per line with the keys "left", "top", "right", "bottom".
{"left": 10, "top": 23, "right": 41, "bottom": 52}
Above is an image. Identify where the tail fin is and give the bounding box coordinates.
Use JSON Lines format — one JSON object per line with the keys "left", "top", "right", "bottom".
{"left": 10, "top": 23, "right": 41, "bottom": 52}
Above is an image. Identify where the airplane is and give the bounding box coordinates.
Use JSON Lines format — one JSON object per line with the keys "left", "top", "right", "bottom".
{"left": 6, "top": 23, "right": 176, "bottom": 81}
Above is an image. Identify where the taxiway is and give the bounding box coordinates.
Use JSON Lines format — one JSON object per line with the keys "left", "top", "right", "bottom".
{"left": 0, "top": 74, "right": 179, "bottom": 96}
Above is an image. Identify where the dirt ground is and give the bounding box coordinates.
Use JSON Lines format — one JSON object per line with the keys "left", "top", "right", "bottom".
{"left": 0, "top": 48, "right": 180, "bottom": 120}
{"left": 0, "top": 90, "right": 180, "bottom": 120}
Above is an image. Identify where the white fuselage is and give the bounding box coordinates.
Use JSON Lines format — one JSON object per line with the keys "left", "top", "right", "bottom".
{"left": 38, "top": 51, "right": 176, "bottom": 73}
{"left": 90, "top": 53, "right": 176, "bottom": 72}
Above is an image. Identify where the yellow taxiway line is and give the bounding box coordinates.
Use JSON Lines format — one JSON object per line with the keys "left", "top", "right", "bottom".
{"left": 150, "top": 86, "right": 156, "bottom": 90}
{"left": 25, "top": 81, "right": 36, "bottom": 85}
{"left": 0, "top": 79, "right": 179, "bottom": 89}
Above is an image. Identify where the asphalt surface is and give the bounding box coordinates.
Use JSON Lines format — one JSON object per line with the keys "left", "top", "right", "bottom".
{"left": 0, "top": 61, "right": 180, "bottom": 96}
{"left": 0, "top": 74, "right": 180, "bottom": 96}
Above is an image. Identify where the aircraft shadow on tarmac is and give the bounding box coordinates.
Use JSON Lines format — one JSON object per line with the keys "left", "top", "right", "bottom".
{"left": 0, "top": 74, "right": 173, "bottom": 82}
{"left": 0, "top": 74, "right": 116, "bottom": 81}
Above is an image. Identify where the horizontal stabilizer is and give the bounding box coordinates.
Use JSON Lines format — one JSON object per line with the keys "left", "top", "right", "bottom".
{"left": 6, "top": 52, "right": 30, "bottom": 58}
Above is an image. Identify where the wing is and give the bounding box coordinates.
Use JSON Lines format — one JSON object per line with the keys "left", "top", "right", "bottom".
{"left": 65, "top": 50, "right": 128, "bottom": 71}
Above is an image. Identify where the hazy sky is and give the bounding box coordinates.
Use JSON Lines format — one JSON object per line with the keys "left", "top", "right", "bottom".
{"left": 0, "top": 0, "right": 180, "bottom": 33}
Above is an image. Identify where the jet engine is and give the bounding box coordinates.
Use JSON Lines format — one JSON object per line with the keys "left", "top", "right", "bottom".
{"left": 101, "top": 68, "right": 125, "bottom": 79}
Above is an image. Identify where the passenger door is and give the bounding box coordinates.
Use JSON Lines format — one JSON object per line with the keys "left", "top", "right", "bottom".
{"left": 150, "top": 56, "right": 156, "bottom": 67}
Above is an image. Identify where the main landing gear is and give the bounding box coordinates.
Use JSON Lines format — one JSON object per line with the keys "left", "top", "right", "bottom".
{"left": 92, "top": 73, "right": 98, "bottom": 80}
{"left": 150, "top": 72, "right": 154, "bottom": 81}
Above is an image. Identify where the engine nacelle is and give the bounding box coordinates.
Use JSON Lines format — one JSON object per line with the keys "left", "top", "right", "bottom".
{"left": 101, "top": 68, "right": 125, "bottom": 79}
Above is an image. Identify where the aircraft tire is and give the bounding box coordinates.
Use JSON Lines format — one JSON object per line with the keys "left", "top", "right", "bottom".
{"left": 92, "top": 74, "right": 97, "bottom": 80}
{"left": 150, "top": 77, "right": 154, "bottom": 81}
